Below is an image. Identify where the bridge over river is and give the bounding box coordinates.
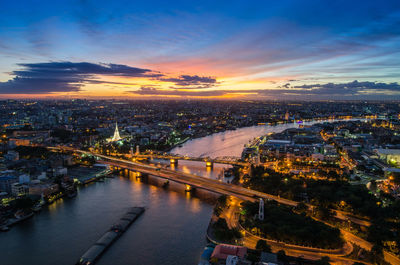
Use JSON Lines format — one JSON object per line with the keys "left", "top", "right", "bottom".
{"left": 128, "top": 153, "right": 249, "bottom": 167}
{"left": 49, "top": 146, "right": 294, "bottom": 204}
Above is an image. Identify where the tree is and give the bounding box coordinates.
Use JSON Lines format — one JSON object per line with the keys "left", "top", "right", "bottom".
{"left": 15, "top": 197, "right": 34, "bottom": 210}
{"left": 295, "top": 202, "right": 308, "bottom": 214}
{"left": 315, "top": 256, "right": 330, "bottom": 265}
{"left": 213, "top": 206, "right": 222, "bottom": 217}
{"left": 217, "top": 195, "right": 228, "bottom": 208}
{"left": 212, "top": 218, "right": 242, "bottom": 242}
{"left": 314, "top": 205, "right": 333, "bottom": 220}
{"left": 246, "top": 252, "right": 260, "bottom": 263}
{"left": 255, "top": 239, "right": 271, "bottom": 252}
{"left": 277, "top": 250, "right": 287, "bottom": 262}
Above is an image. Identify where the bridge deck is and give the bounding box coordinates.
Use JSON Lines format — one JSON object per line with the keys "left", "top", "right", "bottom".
{"left": 129, "top": 154, "right": 249, "bottom": 166}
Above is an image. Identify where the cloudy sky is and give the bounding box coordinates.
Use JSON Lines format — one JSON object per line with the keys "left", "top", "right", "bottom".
{"left": 0, "top": 0, "right": 399, "bottom": 100}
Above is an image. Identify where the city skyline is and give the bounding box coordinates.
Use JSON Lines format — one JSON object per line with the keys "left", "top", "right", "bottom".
{"left": 1, "top": 0, "right": 400, "bottom": 99}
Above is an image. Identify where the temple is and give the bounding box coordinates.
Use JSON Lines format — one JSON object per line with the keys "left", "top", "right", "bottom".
{"left": 109, "top": 122, "right": 122, "bottom": 142}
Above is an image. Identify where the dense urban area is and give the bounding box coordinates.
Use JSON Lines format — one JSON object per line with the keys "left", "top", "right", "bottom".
{"left": 1, "top": 100, "right": 400, "bottom": 265}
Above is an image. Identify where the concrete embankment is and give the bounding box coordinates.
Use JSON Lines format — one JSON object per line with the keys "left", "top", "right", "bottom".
{"left": 76, "top": 207, "right": 145, "bottom": 265}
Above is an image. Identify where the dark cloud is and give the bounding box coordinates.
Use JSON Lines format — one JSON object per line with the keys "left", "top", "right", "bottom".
{"left": 0, "top": 62, "right": 218, "bottom": 94}
{"left": 158, "top": 74, "right": 217, "bottom": 88}
{"left": 257, "top": 80, "right": 400, "bottom": 100}
{"left": 0, "top": 62, "right": 160, "bottom": 94}
{"left": 13, "top": 62, "right": 158, "bottom": 77}
{"left": 280, "top": 83, "right": 291, "bottom": 89}
{"left": 292, "top": 80, "right": 400, "bottom": 95}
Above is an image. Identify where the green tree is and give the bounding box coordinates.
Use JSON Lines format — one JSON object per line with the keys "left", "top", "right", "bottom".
{"left": 217, "top": 195, "right": 228, "bottom": 208}
{"left": 295, "top": 202, "right": 308, "bottom": 214}
{"left": 246, "top": 251, "right": 260, "bottom": 263}
{"left": 255, "top": 239, "right": 271, "bottom": 252}
{"left": 15, "top": 197, "right": 34, "bottom": 210}
{"left": 314, "top": 205, "right": 333, "bottom": 220}
{"left": 213, "top": 206, "right": 222, "bottom": 217}
{"left": 315, "top": 256, "right": 330, "bottom": 265}
{"left": 277, "top": 250, "right": 287, "bottom": 262}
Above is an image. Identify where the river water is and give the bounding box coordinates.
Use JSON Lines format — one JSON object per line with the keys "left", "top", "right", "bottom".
{"left": 0, "top": 121, "right": 340, "bottom": 265}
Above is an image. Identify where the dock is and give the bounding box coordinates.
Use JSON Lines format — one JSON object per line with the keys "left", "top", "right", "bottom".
{"left": 76, "top": 207, "right": 145, "bottom": 265}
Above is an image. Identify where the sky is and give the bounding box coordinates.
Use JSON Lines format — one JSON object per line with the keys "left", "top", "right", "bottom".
{"left": 0, "top": 0, "right": 399, "bottom": 100}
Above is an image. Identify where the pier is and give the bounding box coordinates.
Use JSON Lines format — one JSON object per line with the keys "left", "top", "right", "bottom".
{"left": 76, "top": 207, "right": 145, "bottom": 265}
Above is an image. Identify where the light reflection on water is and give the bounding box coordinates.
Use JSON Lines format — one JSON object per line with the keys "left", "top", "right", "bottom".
{"left": 150, "top": 158, "right": 234, "bottom": 183}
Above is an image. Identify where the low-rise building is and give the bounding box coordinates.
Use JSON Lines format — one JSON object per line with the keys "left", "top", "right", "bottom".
{"left": 29, "top": 183, "right": 59, "bottom": 197}
{"left": 0, "top": 173, "right": 18, "bottom": 193}
{"left": 11, "top": 183, "right": 28, "bottom": 196}
{"left": 376, "top": 149, "right": 400, "bottom": 166}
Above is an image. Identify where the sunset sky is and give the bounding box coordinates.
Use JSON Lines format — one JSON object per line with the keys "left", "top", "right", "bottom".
{"left": 0, "top": 0, "right": 400, "bottom": 100}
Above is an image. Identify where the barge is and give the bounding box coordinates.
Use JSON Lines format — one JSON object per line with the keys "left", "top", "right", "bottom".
{"left": 76, "top": 207, "right": 145, "bottom": 265}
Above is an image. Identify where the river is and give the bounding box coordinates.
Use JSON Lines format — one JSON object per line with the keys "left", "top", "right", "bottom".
{"left": 0, "top": 120, "right": 344, "bottom": 265}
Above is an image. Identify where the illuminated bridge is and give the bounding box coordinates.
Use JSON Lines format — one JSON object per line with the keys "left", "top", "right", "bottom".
{"left": 48, "top": 146, "right": 289, "bottom": 203}
{"left": 128, "top": 153, "right": 249, "bottom": 167}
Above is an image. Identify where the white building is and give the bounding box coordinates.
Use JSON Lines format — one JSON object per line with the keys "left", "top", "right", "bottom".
{"left": 376, "top": 149, "right": 400, "bottom": 166}
{"left": 11, "top": 183, "right": 28, "bottom": 196}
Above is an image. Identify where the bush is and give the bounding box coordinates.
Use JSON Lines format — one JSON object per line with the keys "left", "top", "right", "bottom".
{"left": 217, "top": 195, "right": 228, "bottom": 208}
{"left": 213, "top": 206, "right": 222, "bottom": 217}
{"left": 255, "top": 239, "right": 271, "bottom": 252}
{"left": 212, "top": 218, "right": 242, "bottom": 242}
{"left": 316, "top": 256, "right": 331, "bottom": 265}
{"left": 277, "top": 250, "right": 287, "bottom": 262}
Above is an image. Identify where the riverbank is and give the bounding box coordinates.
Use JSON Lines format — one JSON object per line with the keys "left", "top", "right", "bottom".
{"left": 0, "top": 165, "right": 113, "bottom": 233}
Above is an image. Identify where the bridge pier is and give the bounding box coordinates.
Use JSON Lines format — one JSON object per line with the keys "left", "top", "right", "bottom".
{"left": 141, "top": 173, "right": 149, "bottom": 182}
{"left": 162, "top": 180, "right": 169, "bottom": 188}
{"left": 113, "top": 166, "right": 123, "bottom": 174}
{"left": 170, "top": 159, "right": 178, "bottom": 166}
{"left": 185, "top": 184, "right": 193, "bottom": 192}
{"left": 206, "top": 161, "right": 213, "bottom": 168}
{"left": 135, "top": 172, "right": 148, "bottom": 182}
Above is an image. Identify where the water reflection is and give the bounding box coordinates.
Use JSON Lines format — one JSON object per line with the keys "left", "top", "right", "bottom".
{"left": 150, "top": 158, "right": 234, "bottom": 183}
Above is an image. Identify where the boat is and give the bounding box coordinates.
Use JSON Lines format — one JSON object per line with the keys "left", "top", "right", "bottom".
{"left": 32, "top": 204, "right": 42, "bottom": 212}
{"left": 0, "top": 225, "right": 9, "bottom": 232}
{"left": 67, "top": 191, "right": 77, "bottom": 198}
{"left": 7, "top": 211, "right": 34, "bottom": 226}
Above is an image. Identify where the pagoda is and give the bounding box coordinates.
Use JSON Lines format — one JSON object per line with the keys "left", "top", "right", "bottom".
{"left": 109, "top": 122, "right": 122, "bottom": 142}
